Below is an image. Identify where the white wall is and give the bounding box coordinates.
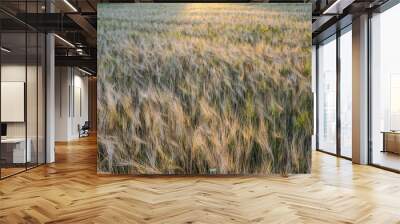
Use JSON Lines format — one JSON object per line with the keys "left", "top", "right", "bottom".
{"left": 71, "top": 73, "right": 89, "bottom": 138}
{"left": 1, "top": 65, "right": 27, "bottom": 140}
{"left": 55, "top": 67, "right": 70, "bottom": 141}
{"left": 1, "top": 63, "right": 46, "bottom": 164}
{"left": 55, "top": 67, "right": 89, "bottom": 141}
{"left": 1, "top": 65, "right": 39, "bottom": 137}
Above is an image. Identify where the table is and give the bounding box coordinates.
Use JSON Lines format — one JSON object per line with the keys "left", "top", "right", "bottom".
{"left": 381, "top": 131, "right": 400, "bottom": 154}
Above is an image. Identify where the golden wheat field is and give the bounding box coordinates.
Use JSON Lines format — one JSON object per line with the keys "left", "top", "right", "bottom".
{"left": 97, "top": 3, "right": 312, "bottom": 175}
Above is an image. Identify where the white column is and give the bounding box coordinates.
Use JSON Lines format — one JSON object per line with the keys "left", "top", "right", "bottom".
{"left": 352, "top": 14, "right": 369, "bottom": 164}
{"left": 46, "top": 0, "right": 55, "bottom": 163}
{"left": 46, "top": 33, "right": 55, "bottom": 163}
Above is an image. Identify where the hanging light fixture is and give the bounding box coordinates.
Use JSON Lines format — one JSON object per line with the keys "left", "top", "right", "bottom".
{"left": 1, "top": 47, "right": 11, "bottom": 53}
{"left": 63, "top": 0, "right": 78, "bottom": 12}
{"left": 54, "top": 34, "right": 75, "bottom": 48}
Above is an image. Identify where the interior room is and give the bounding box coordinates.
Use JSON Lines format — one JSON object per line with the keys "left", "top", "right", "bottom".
{"left": 0, "top": 0, "right": 400, "bottom": 223}
{"left": 0, "top": 9, "right": 46, "bottom": 178}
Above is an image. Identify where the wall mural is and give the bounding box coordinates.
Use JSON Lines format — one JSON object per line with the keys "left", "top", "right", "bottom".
{"left": 97, "top": 3, "right": 312, "bottom": 175}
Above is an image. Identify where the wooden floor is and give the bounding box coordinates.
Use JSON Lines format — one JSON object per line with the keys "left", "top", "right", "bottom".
{"left": 1, "top": 135, "right": 400, "bottom": 223}
{"left": 0, "top": 167, "right": 26, "bottom": 178}
{"left": 373, "top": 150, "right": 400, "bottom": 171}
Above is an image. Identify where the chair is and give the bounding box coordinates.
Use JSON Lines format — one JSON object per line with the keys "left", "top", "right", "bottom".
{"left": 79, "top": 121, "right": 90, "bottom": 138}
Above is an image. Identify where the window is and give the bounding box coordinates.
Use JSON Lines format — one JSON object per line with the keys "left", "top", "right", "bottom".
{"left": 370, "top": 3, "right": 400, "bottom": 171}
{"left": 317, "top": 35, "right": 337, "bottom": 154}
{"left": 340, "top": 27, "right": 352, "bottom": 158}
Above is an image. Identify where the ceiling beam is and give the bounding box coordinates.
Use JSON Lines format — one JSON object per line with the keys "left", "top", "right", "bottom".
{"left": 55, "top": 55, "right": 96, "bottom": 72}
{"left": 67, "top": 13, "right": 97, "bottom": 46}
{"left": 323, "top": 0, "right": 356, "bottom": 14}
{"left": 14, "top": 13, "right": 82, "bottom": 32}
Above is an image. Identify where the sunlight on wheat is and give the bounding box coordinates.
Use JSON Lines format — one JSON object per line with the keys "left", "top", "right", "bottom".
{"left": 97, "top": 3, "right": 312, "bottom": 175}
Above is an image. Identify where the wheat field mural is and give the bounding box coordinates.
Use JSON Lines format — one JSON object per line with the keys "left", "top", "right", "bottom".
{"left": 97, "top": 3, "right": 312, "bottom": 175}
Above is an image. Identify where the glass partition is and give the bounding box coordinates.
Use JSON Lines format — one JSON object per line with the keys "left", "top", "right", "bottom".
{"left": 1, "top": 31, "right": 28, "bottom": 177}
{"left": 0, "top": 1, "right": 46, "bottom": 179}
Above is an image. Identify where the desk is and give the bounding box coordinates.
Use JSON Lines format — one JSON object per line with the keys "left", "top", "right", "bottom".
{"left": 1, "top": 138, "right": 31, "bottom": 163}
{"left": 382, "top": 131, "right": 400, "bottom": 154}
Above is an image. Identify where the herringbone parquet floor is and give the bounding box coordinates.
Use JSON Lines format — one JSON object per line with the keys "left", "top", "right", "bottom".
{"left": 1, "top": 135, "right": 400, "bottom": 224}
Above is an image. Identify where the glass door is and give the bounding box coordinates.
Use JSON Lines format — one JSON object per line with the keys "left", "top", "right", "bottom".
{"left": 1, "top": 31, "right": 28, "bottom": 178}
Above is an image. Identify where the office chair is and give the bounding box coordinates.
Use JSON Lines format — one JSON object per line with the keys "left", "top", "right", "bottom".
{"left": 79, "top": 121, "right": 90, "bottom": 138}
